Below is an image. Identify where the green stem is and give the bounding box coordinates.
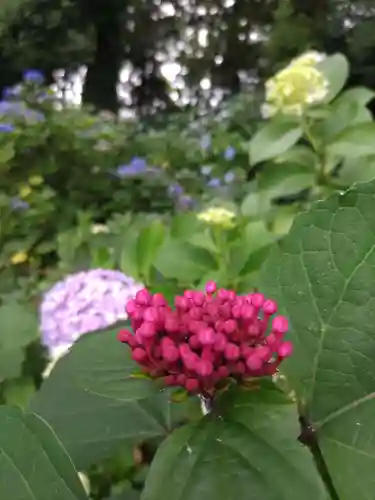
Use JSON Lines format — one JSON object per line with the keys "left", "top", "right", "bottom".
{"left": 301, "top": 117, "right": 327, "bottom": 184}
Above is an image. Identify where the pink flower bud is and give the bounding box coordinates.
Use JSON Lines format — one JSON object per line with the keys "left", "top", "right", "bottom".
{"left": 197, "top": 360, "right": 213, "bottom": 377}
{"left": 189, "top": 335, "right": 200, "bottom": 350}
{"left": 205, "top": 281, "right": 217, "bottom": 295}
{"left": 246, "top": 354, "right": 263, "bottom": 371}
{"left": 278, "top": 341, "right": 293, "bottom": 358}
{"left": 176, "top": 373, "right": 186, "bottom": 385}
{"left": 213, "top": 332, "right": 227, "bottom": 352}
{"left": 143, "top": 307, "right": 159, "bottom": 323}
{"left": 185, "top": 378, "right": 199, "bottom": 392}
{"left": 241, "top": 305, "right": 255, "bottom": 320}
{"left": 272, "top": 316, "right": 289, "bottom": 334}
{"left": 262, "top": 299, "right": 277, "bottom": 315}
{"left": 255, "top": 345, "right": 271, "bottom": 361}
{"left": 189, "top": 307, "right": 203, "bottom": 320}
{"left": 198, "top": 327, "right": 216, "bottom": 345}
{"left": 175, "top": 296, "right": 189, "bottom": 310}
{"left": 218, "top": 303, "right": 231, "bottom": 319}
{"left": 247, "top": 323, "right": 261, "bottom": 337}
{"left": 192, "top": 291, "right": 205, "bottom": 306}
{"left": 117, "top": 329, "right": 132, "bottom": 343}
{"left": 234, "top": 361, "right": 246, "bottom": 375}
{"left": 135, "top": 289, "right": 151, "bottom": 305}
{"left": 165, "top": 315, "right": 180, "bottom": 333}
{"left": 151, "top": 293, "right": 168, "bottom": 307}
{"left": 217, "top": 365, "right": 229, "bottom": 378}
{"left": 223, "top": 319, "right": 237, "bottom": 335}
{"left": 201, "top": 346, "right": 214, "bottom": 362}
{"left": 132, "top": 348, "right": 147, "bottom": 363}
{"left": 224, "top": 343, "right": 240, "bottom": 361}
{"left": 162, "top": 344, "right": 180, "bottom": 363}
{"left": 164, "top": 375, "right": 177, "bottom": 386}
{"left": 125, "top": 299, "right": 137, "bottom": 316}
{"left": 231, "top": 304, "right": 242, "bottom": 318}
{"left": 251, "top": 293, "right": 264, "bottom": 308}
{"left": 138, "top": 322, "right": 157, "bottom": 338}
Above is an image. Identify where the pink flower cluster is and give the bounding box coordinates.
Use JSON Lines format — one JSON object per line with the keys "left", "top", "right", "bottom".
{"left": 118, "top": 282, "right": 292, "bottom": 395}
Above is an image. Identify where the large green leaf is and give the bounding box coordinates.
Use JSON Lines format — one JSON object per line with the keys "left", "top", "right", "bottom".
{"left": 317, "top": 53, "right": 349, "bottom": 103}
{"left": 259, "top": 179, "right": 375, "bottom": 500}
{"left": 29, "top": 328, "right": 199, "bottom": 469}
{"left": 0, "top": 406, "right": 88, "bottom": 500}
{"left": 142, "top": 384, "right": 328, "bottom": 500}
{"left": 0, "top": 302, "right": 39, "bottom": 381}
{"left": 249, "top": 119, "right": 303, "bottom": 166}
{"left": 326, "top": 122, "right": 375, "bottom": 159}
{"left": 154, "top": 239, "right": 217, "bottom": 284}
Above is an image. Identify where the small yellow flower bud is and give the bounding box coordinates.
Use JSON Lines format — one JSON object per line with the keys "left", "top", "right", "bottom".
{"left": 91, "top": 224, "right": 109, "bottom": 234}
{"left": 197, "top": 207, "right": 236, "bottom": 229}
{"left": 19, "top": 185, "right": 32, "bottom": 198}
{"left": 10, "top": 251, "right": 28, "bottom": 265}
{"left": 28, "top": 175, "right": 43, "bottom": 186}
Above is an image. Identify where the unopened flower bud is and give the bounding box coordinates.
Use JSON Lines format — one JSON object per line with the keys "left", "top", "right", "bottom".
{"left": 205, "top": 281, "right": 217, "bottom": 295}
{"left": 135, "top": 289, "right": 151, "bottom": 305}
{"left": 278, "top": 341, "right": 293, "bottom": 358}
{"left": 272, "top": 316, "right": 289, "bottom": 334}
{"left": 198, "top": 327, "right": 216, "bottom": 345}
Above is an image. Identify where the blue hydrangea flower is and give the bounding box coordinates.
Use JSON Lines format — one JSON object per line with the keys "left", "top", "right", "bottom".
{"left": 168, "top": 183, "right": 184, "bottom": 197}
{"left": 115, "top": 156, "right": 149, "bottom": 178}
{"left": 224, "top": 146, "right": 236, "bottom": 160}
{"left": 0, "top": 123, "right": 14, "bottom": 132}
{"left": 10, "top": 197, "right": 29, "bottom": 210}
{"left": 24, "top": 109, "right": 45, "bottom": 122}
{"left": 200, "top": 134, "right": 211, "bottom": 150}
{"left": 23, "top": 69, "right": 44, "bottom": 84}
{"left": 0, "top": 101, "right": 25, "bottom": 115}
{"left": 2, "top": 85, "right": 22, "bottom": 100}
{"left": 39, "top": 269, "right": 143, "bottom": 357}
{"left": 224, "top": 171, "right": 236, "bottom": 183}
{"left": 207, "top": 178, "right": 221, "bottom": 188}
{"left": 177, "top": 195, "right": 195, "bottom": 210}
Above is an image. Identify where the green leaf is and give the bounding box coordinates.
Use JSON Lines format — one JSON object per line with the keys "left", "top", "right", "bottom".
{"left": 317, "top": 53, "right": 349, "bottom": 103}
{"left": 0, "top": 302, "right": 38, "bottom": 382}
{"left": 319, "top": 87, "right": 374, "bottom": 142}
{"left": 154, "top": 239, "right": 217, "bottom": 284}
{"left": 107, "top": 491, "right": 140, "bottom": 500}
{"left": 259, "top": 178, "right": 375, "bottom": 500}
{"left": 118, "top": 228, "right": 140, "bottom": 278}
{"left": 326, "top": 122, "right": 375, "bottom": 159}
{"left": 258, "top": 163, "right": 315, "bottom": 199}
{"left": 142, "top": 384, "right": 328, "bottom": 500}
{"left": 241, "top": 191, "right": 272, "bottom": 218}
{"left": 340, "top": 87, "right": 375, "bottom": 107}
{"left": 136, "top": 220, "right": 165, "bottom": 279}
{"left": 29, "top": 328, "right": 199, "bottom": 469}
{"left": 275, "top": 145, "right": 317, "bottom": 169}
{"left": 249, "top": 119, "right": 303, "bottom": 166}
{"left": 0, "top": 142, "right": 14, "bottom": 164}
{"left": 336, "top": 156, "right": 375, "bottom": 186}
{"left": 0, "top": 406, "right": 88, "bottom": 500}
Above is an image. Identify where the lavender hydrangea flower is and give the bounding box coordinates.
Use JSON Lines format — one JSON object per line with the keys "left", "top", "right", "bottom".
{"left": 40, "top": 269, "right": 143, "bottom": 358}
{"left": 224, "top": 146, "right": 236, "bottom": 160}
{"left": 167, "top": 182, "right": 184, "bottom": 197}
{"left": 10, "top": 197, "right": 29, "bottom": 210}
{"left": 207, "top": 177, "right": 221, "bottom": 188}
{"left": 0, "top": 123, "right": 14, "bottom": 132}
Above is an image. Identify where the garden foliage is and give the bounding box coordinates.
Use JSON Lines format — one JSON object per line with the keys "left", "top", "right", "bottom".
{"left": 1, "top": 52, "right": 375, "bottom": 499}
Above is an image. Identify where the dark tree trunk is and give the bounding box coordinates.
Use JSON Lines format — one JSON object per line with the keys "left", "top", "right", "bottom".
{"left": 82, "top": 0, "right": 124, "bottom": 113}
